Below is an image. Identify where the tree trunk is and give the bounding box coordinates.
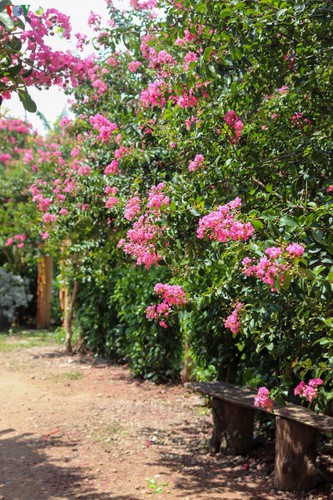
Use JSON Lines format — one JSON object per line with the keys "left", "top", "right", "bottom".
{"left": 65, "top": 280, "right": 79, "bottom": 355}
{"left": 274, "top": 416, "right": 318, "bottom": 490}
{"left": 37, "top": 255, "right": 52, "bottom": 329}
{"left": 180, "top": 338, "right": 195, "bottom": 383}
{"left": 209, "top": 398, "right": 255, "bottom": 455}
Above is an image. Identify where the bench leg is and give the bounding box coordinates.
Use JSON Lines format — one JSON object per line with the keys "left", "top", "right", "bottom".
{"left": 209, "top": 398, "right": 255, "bottom": 455}
{"left": 274, "top": 416, "right": 318, "bottom": 491}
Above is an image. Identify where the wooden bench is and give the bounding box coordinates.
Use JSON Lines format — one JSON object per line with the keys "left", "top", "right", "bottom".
{"left": 190, "top": 381, "right": 333, "bottom": 491}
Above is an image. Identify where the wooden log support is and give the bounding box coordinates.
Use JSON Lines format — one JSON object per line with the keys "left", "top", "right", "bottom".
{"left": 210, "top": 397, "right": 255, "bottom": 455}
{"left": 37, "top": 255, "right": 52, "bottom": 329}
{"left": 274, "top": 417, "right": 318, "bottom": 491}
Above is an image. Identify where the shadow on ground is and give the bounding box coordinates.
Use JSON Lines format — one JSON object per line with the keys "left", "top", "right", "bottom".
{"left": 0, "top": 428, "right": 110, "bottom": 500}
{"left": 142, "top": 421, "right": 333, "bottom": 499}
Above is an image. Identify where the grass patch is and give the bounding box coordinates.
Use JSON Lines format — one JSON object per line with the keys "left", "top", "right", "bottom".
{"left": 48, "top": 370, "right": 84, "bottom": 383}
{"left": 0, "top": 328, "right": 62, "bottom": 352}
{"left": 92, "top": 422, "right": 125, "bottom": 445}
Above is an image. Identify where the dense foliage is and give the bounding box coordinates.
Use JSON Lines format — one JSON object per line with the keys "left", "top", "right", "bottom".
{"left": 1, "top": 0, "right": 333, "bottom": 404}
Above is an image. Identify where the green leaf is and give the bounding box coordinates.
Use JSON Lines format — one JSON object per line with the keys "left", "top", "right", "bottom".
{"left": 10, "top": 36, "right": 22, "bottom": 52}
{"left": 251, "top": 219, "right": 264, "bottom": 230}
{"left": 7, "top": 63, "right": 22, "bottom": 77}
{"left": 18, "top": 90, "right": 37, "bottom": 113}
{"left": 0, "top": 10, "right": 14, "bottom": 30}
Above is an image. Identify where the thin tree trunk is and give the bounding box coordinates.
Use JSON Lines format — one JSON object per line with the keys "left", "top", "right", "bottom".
{"left": 65, "top": 280, "right": 79, "bottom": 355}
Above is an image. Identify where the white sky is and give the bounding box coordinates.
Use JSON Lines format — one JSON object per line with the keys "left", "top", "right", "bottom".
{"left": 3, "top": 0, "right": 129, "bottom": 134}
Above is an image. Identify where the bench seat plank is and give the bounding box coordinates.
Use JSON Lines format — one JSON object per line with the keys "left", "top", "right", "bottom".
{"left": 190, "top": 381, "right": 333, "bottom": 432}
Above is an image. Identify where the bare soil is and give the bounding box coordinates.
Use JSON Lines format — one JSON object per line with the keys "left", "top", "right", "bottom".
{"left": 0, "top": 335, "right": 332, "bottom": 499}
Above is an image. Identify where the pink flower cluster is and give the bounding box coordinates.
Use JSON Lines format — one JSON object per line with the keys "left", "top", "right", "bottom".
{"left": 42, "top": 212, "right": 58, "bottom": 224}
{"left": 0, "top": 118, "right": 30, "bottom": 135}
{"left": 147, "top": 182, "right": 170, "bottom": 212}
{"left": 254, "top": 387, "right": 273, "bottom": 412}
{"left": 188, "top": 154, "right": 204, "bottom": 172}
{"left": 175, "top": 90, "right": 198, "bottom": 108}
{"left": 197, "top": 197, "right": 255, "bottom": 243}
{"left": 128, "top": 61, "right": 142, "bottom": 73}
{"left": 104, "top": 160, "right": 119, "bottom": 175}
{"left": 89, "top": 114, "right": 118, "bottom": 143}
{"left": 0, "top": 153, "right": 11, "bottom": 164}
{"left": 124, "top": 197, "right": 141, "bottom": 221}
{"left": 105, "top": 197, "right": 118, "bottom": 208}
{"left": 140, "top": 80, "right": 166, "bottom": 108}
{"left": 224, "top": 110, "right": 244, "bottom": 144}
{"left": 146, "top": 283, "right": 187, "bottom": 328}
{"left": 224, "top": 302, "right": 243, "bottom": 334}
{"left": 242, "top": 243, "right": 305, "bottom": 292}
{"left": 294, "top": 378, "right": 323, "bottom": 403}
{"left": 5, "top": 234, "right": 26, "bottom": 247}
{"left": 118, "top": 216, "right": 162, "bottom": 268}
{"left": 118, "top": 184, "right": 169, "bottom": 268}
{"left": 291, "top": 112, "right": 312, "bottom": 129}
{"left": 130, "top": 0, "right": 157, "bottom": 9}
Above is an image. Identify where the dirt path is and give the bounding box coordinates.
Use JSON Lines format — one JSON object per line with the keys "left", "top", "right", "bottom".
{"left": 0, "top": 337, "right": 331, "bottom": 499}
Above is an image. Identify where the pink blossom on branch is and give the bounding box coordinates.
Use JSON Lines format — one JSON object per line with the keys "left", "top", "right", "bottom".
{"left": 146, "top": 283, "right": 187, "bottom": 327}
{"left": 197, "top": 197, "right": 255, "bottom": 243}
{"left": 224, "top": 110, "right": 244, "bottom": 144}
{"left": 118, "top": 183, "right": 169, "bottom": 268}
{"left": 294, "top": 378, "right": 323, "bottom": 403}
{"left": 189, "top": 154, "right": 204, "bottom": 172}
{"left": 124, "top": 197, "right": 141, "bottom": 221}
{"left": 242, "top": 243, "right": 305, "bottom": 292}
{"left": 89, "top": 114, "right": 118, "bottom": 143}
{"left": 224, "top": 302, "right": 243, "bottom": 334}
{"left": 105, "top": 197, "right": 118, "bottom": 208}
{"left": 128, "top": 61, "right": 142, "bottom": 73}
{"left": 254, "top": 387, "right": 273, "bottom": 412}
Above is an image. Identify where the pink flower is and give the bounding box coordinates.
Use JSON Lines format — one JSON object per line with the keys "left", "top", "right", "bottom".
{"left": 105, "top": 197, "right": 118, "bottom": 208}
{"left": 40, "top": 231, "right": 50, "bottom": 240}
{"left": 286, "top": 243, "right": 304, "bottom": 257}
{"left": 197, "top": 198, "right": 254, "bottom": 243}
{"left": 128, "top": 60, "right": 142, "bottom": 72}
{"left": 5, "top": 237, "right": 14, "bottom": 246}
{"left": 125, "top": 197, "right": 141, "bottom": 221}
{"left": 294, "top": 378, "right": 323, "bottom": 402}
{"left": 254, "top": 387, "right": 273, "bottom": 412}
{"left": 17, "top": 243, "right": 24, "bottom": 248}
{"left": 89, "top": 114, "right": 118, "bottom": 143}
{"left": 326, "top": 185, "right": 333, "bottom": 193}
{"left": 308, "top": 378, "right": 323, "bottom": 388}
{"left": 146, "top": 283, "right": 187, "bottom": 326}
{"left": 265, "top": 246, "right": 282, "bottom": 258}
{"left": 78, "top": 165, "right": 91, "bottom": 176}
{"left": 105, "top": 186, "right": 118, "bottom": 195}
{"left": 104, "top": 160, "right": 119, "bottom": 175}
{"left": 224, "top": 302, "right": 243, "bottom": 334}
{"left": 42, "top": 213, "right": 57, "bottom": 224}
{"left": 224, "top": 111, "right": 244, "bottom": 144}
{"left": 189, "top": 154, "right": 205, "bottom": 172}
{"left": 184, "top": 52, "right": 198, "bottom": 63}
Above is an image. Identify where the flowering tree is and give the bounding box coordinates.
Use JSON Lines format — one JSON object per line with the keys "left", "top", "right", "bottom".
{"left": 0, "top": 2, "right": 94, "bottom": 110}
{"left": 5, "top": 0, "right": 333, "bottom": 396}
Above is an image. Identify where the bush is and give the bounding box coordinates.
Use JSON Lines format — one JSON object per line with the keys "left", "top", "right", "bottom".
{"left": 0, "top": 268, "right": 32, "bottom": 327}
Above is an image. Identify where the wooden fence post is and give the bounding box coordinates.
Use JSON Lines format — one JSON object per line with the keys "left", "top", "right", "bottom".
{"left": 37, "top": 255, "right": 52, "bottom": 329}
